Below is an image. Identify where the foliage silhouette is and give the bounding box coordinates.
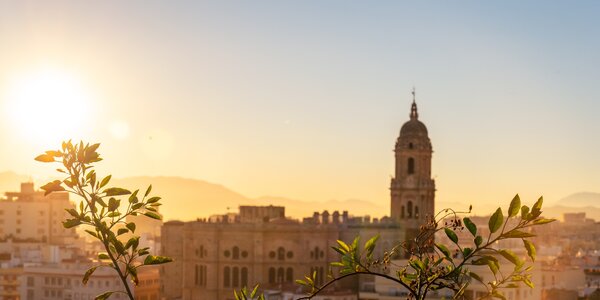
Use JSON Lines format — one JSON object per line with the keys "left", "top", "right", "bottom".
{"left": 237, "top": 195, "right": 554, "bottom": 300}
{"left": 36, "top": 141, "right": 172, "bottom": 300}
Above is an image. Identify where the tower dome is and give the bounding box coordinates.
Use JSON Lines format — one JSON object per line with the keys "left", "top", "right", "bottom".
{"left": 399, "top": 99, "right": 428, "bottom": 138}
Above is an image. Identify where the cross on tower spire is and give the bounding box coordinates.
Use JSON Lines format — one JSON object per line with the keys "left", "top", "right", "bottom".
{"left": 410, "top": 87, "right": 418, "bottom": 120}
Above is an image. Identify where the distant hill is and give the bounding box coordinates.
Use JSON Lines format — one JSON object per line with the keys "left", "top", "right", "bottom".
{"left": 0, "top": 171, "right": 597, "bottom": 222}
{"left": 557, "top": 192, "right": 600, "bottom": 207}
{"left": 112, "top": 176, "right": 253, "bottom": 221}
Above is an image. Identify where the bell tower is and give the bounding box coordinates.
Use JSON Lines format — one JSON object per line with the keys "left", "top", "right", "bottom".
{"left": 390, "top": 89, "right": 435, "bottom": 232}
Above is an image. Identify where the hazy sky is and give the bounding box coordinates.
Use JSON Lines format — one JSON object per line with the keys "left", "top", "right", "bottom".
{"left": 0, "top": 1, "right": 598, "bottom": 213}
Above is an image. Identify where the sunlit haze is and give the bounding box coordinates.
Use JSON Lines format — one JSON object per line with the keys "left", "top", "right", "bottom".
{"left": 0, "top": 1, "right": 599, "bottom": 216}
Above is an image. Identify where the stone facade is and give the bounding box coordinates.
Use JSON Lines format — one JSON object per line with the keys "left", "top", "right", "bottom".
{"left": 390, "top": 96, "right": 435, "bottom": 234}
{"left": 161, "top": 96, "right": 434, "bottom": 300}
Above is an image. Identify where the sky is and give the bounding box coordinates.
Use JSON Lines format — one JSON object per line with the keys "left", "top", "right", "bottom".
{"left": 0, "top": 1, "right": 598, "bottom": 214}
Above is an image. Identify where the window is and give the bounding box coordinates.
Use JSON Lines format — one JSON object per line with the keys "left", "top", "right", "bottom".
{"left": 415, "top": 206, "right": 419, "bottom": 218}
{"left": 224, "top": 267, "right": 231, "bottom": 287}
{"left": 277, "top": 267, "right": 284, "bottom": 283}
{"left": 407, "top": 201, "right": 413, "bottom": 218}
{"left": 232, "top": 246, "right": 240, "bottom": 260}
{"left": 268, "top": 268, "right": 275, "bottom": 284}
{"left": 277, "top": 247, "right": 285, "bottom": 261}
{"left": 286, "top": 268, "right": 293, "bottom": 282}
{"left": 241, "top": 267, "right": 248, "bottom": 287}
{"left": 401, "top": 206, "right": 405, "bottom": 219}
{"left": 408, "top": 142, "right": 414, "bottom": 149}
{"left": 407, "top": 157, "right": 415, "bottom": 174}
{"left": 232, "top": 267, "right": 239, "bottom": 287}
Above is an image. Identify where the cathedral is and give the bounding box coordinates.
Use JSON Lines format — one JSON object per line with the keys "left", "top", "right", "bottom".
{"left": 160, "top": 92, "right": 436, "bottom": 300}
{"left": 391, "top": 90, "right": 436, "bottom": 238}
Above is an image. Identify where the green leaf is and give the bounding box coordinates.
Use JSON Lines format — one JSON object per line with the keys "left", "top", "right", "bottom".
{"left": 63, "top": 219, "right": 81, "bottom": 229}
{"left": 250, "top": 284, "right": 259, "bottom": 298}
{"left": 499, "top": 249, "right": 523, "bottom": 267}
{"left": 108, "top": 197, "right": 120, "bottom": 212}
{"left": 35, "top": 154, "right": 55, "bottom": 163}
{"left": 462, "top": 247, "right": 473, "bottom": 258}
{"left": 492, "top": 290, "right": 507, "bottom": 300}
{"left": 84, "top": 230, "right": 98, "bottom": 238}
{"left": 336, "top": 240, "right": 350, "bottom": 253}
{"left": 145, "top": 184, "right": 152, "bottom": 197}
{"left": 435, "top": 243, "right": 451, "bottom": 259}
{"left": 147, "top": 196, "right": 161, "bottom": 204}
{"left": 126, "top": 222, "right": 136, "bottom": 233}
{"left": 521, "top": 205, "right": 530, "bottom": 219}
{"left": 488, "top": 208, "right": 504, "bottom": 234}
{"left": 444, "top": 228, "right": 458, "bottom": 244}
{"left": 523, "top": 278, "right": 534, "bottom": 288}
{"left": 65, "top": 208, "right": 79, "bottom": 218}
{"left": 128, "top": 190, "right": 139, "bottom": 204}
{"left": 99, "top": 175, "right": 111, "bottom": 189}
{"left": 94, "top": 291, "right": 114, "bottom": 300}
{"left": 144, "top": 255, "right": 173, "bottom": 265}
{"left": 531, "top": 196, "right": 543, "bottom": 218}
{"left": 40, "top": 180, "right": 65, "bottom": 196}
{"left": 125, "top": 236, "right": 140, "bottom": 250}
{"left": 45, "top": 150, "right": 63, "bottom": 157}
{"left": 98, "top": 253, "right": 110, "bottom": 260}
{"left": 502, "top": 230, "right": 536, "bottom": 238}
{"left": 144, "top": 211, "right": 162, "bottom": 220}
{"left": 83, "top": 266, "right": 99, "bottom": 284}
{"left": 532, "top": 218, "right": 555, "bottom": 225}
{"left": 117, "top": 228, "right": 129, "bottom": 236}
{"left": 104, "top": 187, "right": 131, "bottom": 196}
{"left": 523, "top": 239, "right": 536, "bottom": 262}
{"left": 508, "top": 194, "right": 521, "bottom": 217}
{"left": 364, "top": 235, "right": 379, "bottom": 257}
{"left": 463, "top": 217, "right": 477, "bottom": 236}
{"left": 474, "top": 236, "right": 483, "bottom": 247}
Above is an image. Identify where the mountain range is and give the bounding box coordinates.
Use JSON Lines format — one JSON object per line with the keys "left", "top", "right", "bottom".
{"left": 0, "top": 171, "right": 598, "bottom": 221}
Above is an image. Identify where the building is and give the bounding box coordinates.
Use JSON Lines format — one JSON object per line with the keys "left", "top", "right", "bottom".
{"left": 390, "top": 92, "right": 435, "bottom": 237}
{"left": 20, "top": 260, "right": 130, "bottom": 300}
{"left": 0, "top": 182, "right": 78, "bottom": 244}
{"left": 161, "top": 94, "right": 435, "bottom": 300}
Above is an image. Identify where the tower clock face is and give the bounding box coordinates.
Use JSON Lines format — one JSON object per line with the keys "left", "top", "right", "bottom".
{"left": 405, "top": 176, "right": 415, "bottom": 188}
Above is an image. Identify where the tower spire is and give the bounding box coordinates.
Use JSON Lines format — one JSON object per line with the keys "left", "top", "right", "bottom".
{"left": 410, "top": 87, "right": 418, "bottom": 120}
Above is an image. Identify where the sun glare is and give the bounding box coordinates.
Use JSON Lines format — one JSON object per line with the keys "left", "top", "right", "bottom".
{"left": 4, "top": 68, "right": 93, "bottom": 147}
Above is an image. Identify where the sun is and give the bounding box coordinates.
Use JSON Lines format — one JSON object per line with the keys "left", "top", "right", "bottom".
{"left": 3, "top": 68, "right": 93, "bottom": 147}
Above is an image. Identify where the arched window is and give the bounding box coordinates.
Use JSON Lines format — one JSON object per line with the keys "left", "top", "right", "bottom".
{"left": 401, "top": 206, "right": 405, "bottom": 219}
{"left": 407, "top": 201, "right": 413, "bottom": 218}
{"left": 232, "top": 267, "right": 239, "bottom": 287}
{"left": 408, "top": 157, "right": 415, "bottom": 174}
{"left": 286, "top": 268, "right": 293, "bottom": 282}
{"left": 277, "top": 267, "right": 284, "bottom": 283}
{"left": 232, "top": 246, "right": 240, "bottom": 260}
{"left": 224, "top": 267, "right": 231, "bottom": 287}
{"left": 415, "top": 206, "right": 419, "bottom": 218}
{"left": 268, "top": 268, "right": 275, "bottom": 284}
{"left": 277, "top": 247, "right": 285, "bottom": 261}
{"left": 408, "top": 142, "right": 414, "bottom": 149}
{"left": 318, "top": 267, "right": 324, "bottom": 285}
{"left": 313, "top": 247, "right": 319, "bottom": 260}
{"left": 241, "top": 267, "right": 248, "bottom": 287}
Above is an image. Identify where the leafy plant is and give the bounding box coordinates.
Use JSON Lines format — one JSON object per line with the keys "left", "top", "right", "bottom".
{"left": 234, "top": 284, "right": 265, "bottom": 300}
{"left": 36, "top": 141, "right": 172, "bottom": 300}
{"left": 292, "top": 195, "right": 554, "bottom": 300}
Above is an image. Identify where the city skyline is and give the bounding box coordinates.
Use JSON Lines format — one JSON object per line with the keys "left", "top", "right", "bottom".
{"left": 0, "top": 1, "right": 599, "bottom": 213}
